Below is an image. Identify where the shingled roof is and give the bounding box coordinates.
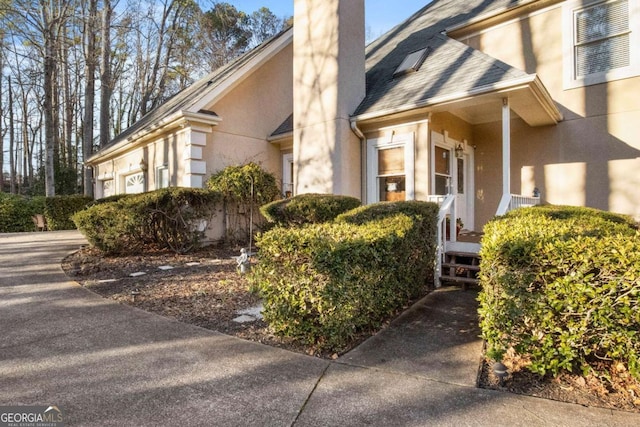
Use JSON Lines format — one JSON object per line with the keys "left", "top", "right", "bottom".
{"left": 355, "top": 0, "right": 544, "bottom": 117}
{"left": 89, "top": 26, "right": 293, "bottom": 161}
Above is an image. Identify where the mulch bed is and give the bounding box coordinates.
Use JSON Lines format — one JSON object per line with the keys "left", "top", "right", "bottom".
{"left": 62, "top": 244, "right": 639, "bottom": 413}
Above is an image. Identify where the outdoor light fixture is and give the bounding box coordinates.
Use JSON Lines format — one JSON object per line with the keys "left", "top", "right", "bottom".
{"left": 455, "top": 143, "right": 464, "bottom": 158}
{"left": 139, "top": 159, "right": 148, "bottom": 172}
{"left": 131, "top": 289, "right": 141, "bottom": 302}
{"left": 493, "top": 361, "right": 509, "bottom": 384}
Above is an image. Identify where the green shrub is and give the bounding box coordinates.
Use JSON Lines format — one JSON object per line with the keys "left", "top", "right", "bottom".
{"left": 44, "top": 195, "right": 93, "bottom": 230}
{"left": 73, "top": 188, "right": 221, "bottom": 255}
{"left": 207, "top": 162, "right": 280, "bottom": 242}
{"left": 261, "top": 193, "right": 361, "bottom": 226}
{"left": 73, "top": 202, "right": 142, "bottom": 254}
{"left": 478, "top": 205, "right": 640, "bottom": 379}
{"left": 250, "top": 201, "right": 438, "bottom": 352}
{"left": 0, "top": 193, "right": 45, "bottom": 232}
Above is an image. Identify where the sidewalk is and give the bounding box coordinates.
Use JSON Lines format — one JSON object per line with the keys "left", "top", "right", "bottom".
{"left": 1, "top": 231, "right": 638, "bottom": 426}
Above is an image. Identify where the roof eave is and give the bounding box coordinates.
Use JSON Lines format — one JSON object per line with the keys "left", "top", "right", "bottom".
{"left": 352, "top": 74, "right": 562, "bottom": 126}
{"left": 86, "top": 111, "right": 221, "bottom": 164}
{"left": 267, "top": 131, "right": 293, "bottom": 143}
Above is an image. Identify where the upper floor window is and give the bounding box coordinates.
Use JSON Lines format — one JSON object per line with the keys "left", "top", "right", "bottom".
{"left": 564, "top": 0, "right": 640, "bottom": 88}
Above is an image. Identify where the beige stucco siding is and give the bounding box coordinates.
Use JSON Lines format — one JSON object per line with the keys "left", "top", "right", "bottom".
{"left": 205, "top": 44, "right": 293, "bottom": 180}
{"left": 458, "top": 2, "right": 640, "bottom": 223}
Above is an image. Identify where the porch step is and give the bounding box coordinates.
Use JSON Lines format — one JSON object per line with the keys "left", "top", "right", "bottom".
{"left": 440, "top": 250, "right": 481, "bottom": 290}
{"left": 441, "top": 262, "right": 480, "bottom": 272}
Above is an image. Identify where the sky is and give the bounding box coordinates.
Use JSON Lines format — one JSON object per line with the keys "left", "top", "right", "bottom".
{"left": 224, "top": 0, "right": 431, "bottom": 40}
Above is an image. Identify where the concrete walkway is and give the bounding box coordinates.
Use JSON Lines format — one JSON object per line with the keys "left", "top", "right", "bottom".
{"left": 1, "top": 231, "right": 638, "bottom": 426}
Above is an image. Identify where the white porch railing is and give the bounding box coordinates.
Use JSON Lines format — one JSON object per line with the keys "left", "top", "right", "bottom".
{"left": 428, "top": 194, "right": 456, "bottom": 288}
{"left": 496, "top": 193, "right": 541, "bottom": 216}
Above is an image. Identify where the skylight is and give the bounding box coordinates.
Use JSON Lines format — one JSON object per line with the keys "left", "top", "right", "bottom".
{"left": 394, "top": 47, "right": 430, "bottom": 77}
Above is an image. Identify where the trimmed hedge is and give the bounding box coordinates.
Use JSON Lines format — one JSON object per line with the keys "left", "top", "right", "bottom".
{"left": 0, "top": 193, "right": 46, "bottom": 232}
{"left": 44, "top": 195, "right": 93, "bottom": 231}
{"left": 73, "top": 188, "right": 221, "bottom": 254}
{"left": 261, "top": 193, "right": 361, "bottom": 226}
{"left": 478, "top": 205, "right": 640, "bottom": 379}
{"left": 250, "top": 201, "right": 438, "bottom": 352}
{"left": 0, "top": 194, "right": 89, "bottom": 232}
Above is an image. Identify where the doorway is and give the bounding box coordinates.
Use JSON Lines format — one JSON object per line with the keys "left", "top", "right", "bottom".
{"left": 431, "top": 132, "right": 474, "bottom": 230}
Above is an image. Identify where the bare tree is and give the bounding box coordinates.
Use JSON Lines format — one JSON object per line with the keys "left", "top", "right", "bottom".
{"left": 99, "top": 0, "right": 113, "bottom": 149}
{"left": 83, "top": 0, "right": 97, "bottom": 196}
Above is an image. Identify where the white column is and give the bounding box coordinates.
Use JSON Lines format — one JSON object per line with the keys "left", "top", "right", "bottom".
{"left": 502, "top": 98, "right": 511, "bottom": 197}
{"left": 183, "top": 129, "right": 207, "bottom": 188}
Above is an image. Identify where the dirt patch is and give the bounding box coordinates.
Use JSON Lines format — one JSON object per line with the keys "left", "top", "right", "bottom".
{"left": 478, "top": 350, "right": 640, "bottom": 413}
{"left": 62, "top": 245, "right": 354, "bottom": 358}
{"left": 63, "top": 245, "right": 639, "bottom": 413}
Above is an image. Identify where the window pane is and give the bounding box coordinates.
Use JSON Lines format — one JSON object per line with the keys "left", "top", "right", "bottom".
{"left": 457, "top": 158, "right": 464, "bottom": 194}
{"left": 435, "top": 175, "right": 449, "bottom": 195}
{"left": 125, "top": 172, "right": 145, "bottom": 194}
{"left": 379, "top": 176, "right": 406, "bottom": 201}
{"left": 102, "top": 180, "right": 114, "bottom": 198}
{"left": 378, "top": 147, "right": 404, "bottom": 175}
{"left": 576, "top": 0, "right": 628, "bottom": 44}
{"left": 576, "top": 34, "right": 629, "bottom": 76}
{"left": 435, "top": 146, "right": 450, "bottom": 175}
{"left": 157, "top": 167, "right": 169, "bottom": 189}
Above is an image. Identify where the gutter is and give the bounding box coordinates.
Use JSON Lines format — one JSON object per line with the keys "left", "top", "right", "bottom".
{"left": 351, "top": 74, "right": 561, "bottom": 125}
{"left": 86, "top": 110, "right": 221, "bottom": 164}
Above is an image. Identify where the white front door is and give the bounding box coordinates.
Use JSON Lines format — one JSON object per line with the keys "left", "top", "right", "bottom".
{"left": 431, "top": 132, "right": 474, "bottom": 230}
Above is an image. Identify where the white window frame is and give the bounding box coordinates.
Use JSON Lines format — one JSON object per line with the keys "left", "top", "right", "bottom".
{"left": 366, "top": 133, "right": 415, "bottom": 204}
{"left": 563, "top": 0, "right": 640, "bottom": 89}
{"left": 156, "top": 165, "right": 170, "bottom": 189}
{"left": 101, "top": 179, "right": 114, "bottom": 198}
{"left": 124, "top": 172, "right": 145, "bottom": 194}
{"left": 282, "top": 153, "right": 294, "bottom": 198}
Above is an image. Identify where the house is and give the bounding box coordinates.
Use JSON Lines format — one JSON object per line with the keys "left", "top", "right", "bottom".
{"left": 87, "top": 0, "right": 640, "bottom": 244}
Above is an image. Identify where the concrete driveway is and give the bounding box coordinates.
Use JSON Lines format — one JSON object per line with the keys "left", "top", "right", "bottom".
{"left": 1, "top": 231, "right": 638, "bottom": 426}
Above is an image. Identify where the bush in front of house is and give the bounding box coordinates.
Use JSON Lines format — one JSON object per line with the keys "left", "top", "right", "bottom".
{"left": 207, "top": 162, "right": 280, "bottom": 243}
{"left": 44, "top": 195, "right": 93, "bottom": 230}
{"left": 250, "top": 201, "right": 438, "bottom": 353}
{"left": 261, "top": 193, "right": 362, "bottom": 226}
{"left": 73, "top": 187, "right": 221, "bottom": 255}
{"left": 478, "top": 205, "right": 640, "bottom": 380}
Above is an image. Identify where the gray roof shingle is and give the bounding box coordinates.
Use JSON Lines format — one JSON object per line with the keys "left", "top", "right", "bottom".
{"left": 356, "top": 0, "right": 537, "bottom": 116}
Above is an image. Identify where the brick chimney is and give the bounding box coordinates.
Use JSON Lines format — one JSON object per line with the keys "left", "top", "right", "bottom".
{"left": 293, "top": 0, "right": 365, "bottom": 197}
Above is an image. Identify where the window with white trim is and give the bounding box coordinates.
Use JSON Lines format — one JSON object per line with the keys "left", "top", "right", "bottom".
{"left": 156, "top": 166, "right": 170, "bottom": 189}
{"left": 102, "top": 179, "right": 114, "bottom": 198}
{"left": 564, "top": 0, "right": 640, "bottom": 88}
{"left": 125, "top": 172, "right": 145, "bottom": 194}
{"left": 366, "top": 133, "right": 415, "bottom": 204}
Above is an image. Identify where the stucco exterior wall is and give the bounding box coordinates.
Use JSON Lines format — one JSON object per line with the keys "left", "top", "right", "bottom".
{"left": 293, "top": 0, "right": 365, "bottom": 197}
{"left": 457, "top": 1, "right": 640, "bottom": 223}
{"left": 204, "top": 44, "right": 293, "bottom": 181}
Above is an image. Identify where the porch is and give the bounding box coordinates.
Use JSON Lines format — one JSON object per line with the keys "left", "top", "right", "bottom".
{"left": 429, "top": 193, "right": 541, "bottom": 288}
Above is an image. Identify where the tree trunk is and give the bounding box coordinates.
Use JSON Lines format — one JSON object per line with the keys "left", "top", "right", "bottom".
{"left": 83, "top": 0, "right": 97, "bottom": 197}
{"left": 99, "top": 0, "right": 112, "bottom": 149}
{"left": 42, "top": 4, "right": 57, "bottom": 197}
{"left": 0, "top": 68, "right": 4, "bottom": 193}
{"left": 8, "top": 76, "right": 16, "bottom": 194}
